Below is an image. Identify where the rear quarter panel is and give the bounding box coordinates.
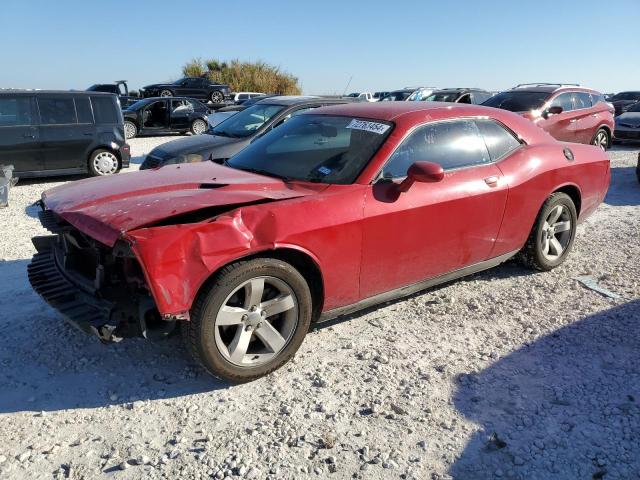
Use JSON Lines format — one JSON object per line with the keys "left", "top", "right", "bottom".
{"left": 492, "top": 143, "right": 609, "bottom": 256}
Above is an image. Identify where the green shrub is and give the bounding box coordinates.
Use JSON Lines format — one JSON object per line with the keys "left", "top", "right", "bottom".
{"left": 182, "top": 58, "right": 301, "bottom": 95}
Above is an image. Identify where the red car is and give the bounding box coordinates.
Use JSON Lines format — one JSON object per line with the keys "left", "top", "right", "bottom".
{"left": 28, "top": 102, "right": 610, "bottom": 381}
{"left": 483, "top": 83, "right": 615, "bottom": 150}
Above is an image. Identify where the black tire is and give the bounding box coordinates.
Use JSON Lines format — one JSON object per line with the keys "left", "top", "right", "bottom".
{"left": 88, "top": 149, "right": 120, "bottom": 176}
{"left": 183, "top": 258, "right": 312, "bottom": 382}
{"left": 190, "top": 118, "right": 208, "bottom": 135}
{"left": 518, "top": 192, "right": 577, "bottom": 271}
{"left": 210, "top": 90, "right": 224, "bottom": 103}
{"left": 591, "top": 128, "right": 610, "bottom": 151}
{"left": 124, "top": 120, "right": 137, "bottom": 139}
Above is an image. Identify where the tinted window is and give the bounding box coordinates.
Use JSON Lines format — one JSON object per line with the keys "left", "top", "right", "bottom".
{"left": 75, "top": 97, "right": 93, "bottom": 123}
{"left": 627, "top": 102, "right": 640, "bottom": 113}
{"left": 91, "top": 96, "right": 118, "bottom": 124}
{"left": 549, "top": 93, "right": 574, "bottom": 112}
{"left": 38, "top": 97, "right": 77, "bottom": 124}
{"left": 382, "top": 120, "right": 490, "bottom": 178}
{"left": 574, "top": 93, "right": 592, "bottom": 109}
{"left": 475, "top": 120, "right": 521, "bottom": 161}
{"left": 88, "top": 84, "right": 118, "bottom": 94}
{"left": 483, "top": 91, "right": 550, "bottom": 112}
{"left": 610, "top": 92, "right": 640, "bottom": 101}
{"left": 211, "top": 103, "right": 285, "bottom": 138}
{"left": 0, "top": 97, "right": 33, "bottom": 126}
{"left": 425, "top": 92, "right": 460, "bottom": 102}
{"left": 227, "top": 114, "right": 392, "bottom": 184}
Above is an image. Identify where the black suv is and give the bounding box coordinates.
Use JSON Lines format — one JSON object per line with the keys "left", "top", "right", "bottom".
{"left": 141, "top": 77, "right": 231, "bottom": 104}
{"left": 422, "top": 88, "right": 494, "bottom": 104}
{"left": 141, "top": 96, "right": 350, "bottom": 170}
{"left": 0, "top": 91, "right": 130, "bottom": 178}
{"left": 87, "top": 80, "right": 138, "bottom": 108}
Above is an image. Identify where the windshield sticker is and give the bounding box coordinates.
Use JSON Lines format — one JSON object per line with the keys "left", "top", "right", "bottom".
{"left": 346, "top": 119, "right": 390, "bottom": 135}
{"left": 317, "top": 166, "right": 332, "bottom": 176}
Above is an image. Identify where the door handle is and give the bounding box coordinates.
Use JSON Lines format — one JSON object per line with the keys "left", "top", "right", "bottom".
{"left": 484, "top": 176, "right": 499, "bottom": 187}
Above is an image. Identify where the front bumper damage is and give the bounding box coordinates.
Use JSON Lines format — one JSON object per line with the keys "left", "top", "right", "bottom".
{"left": 28, "top": 209, "right": 174, "bottom": 343}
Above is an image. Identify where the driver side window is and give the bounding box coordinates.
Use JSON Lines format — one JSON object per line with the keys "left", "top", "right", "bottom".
{"left": 549, "top": 93, "right": 574, "bottom": 112}
{"left": 382, "top": 119, "right": 490, "bottom": 179}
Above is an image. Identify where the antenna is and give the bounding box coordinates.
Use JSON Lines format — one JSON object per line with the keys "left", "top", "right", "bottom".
{"left": 342, "top": 75, "right": 353, "bottom": 97}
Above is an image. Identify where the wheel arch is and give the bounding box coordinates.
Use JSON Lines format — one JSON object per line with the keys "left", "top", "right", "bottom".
{"left": 592, "top": 124, "right": 612, "bottom": 143}
{"left": 195, "top": 246, "right": 326, "bottom": 322}
{"left": 88, "top": 145, "right": 122, "bottom": 169}
{"left": 551, "top": 183, "right": 582, "bottom": 216}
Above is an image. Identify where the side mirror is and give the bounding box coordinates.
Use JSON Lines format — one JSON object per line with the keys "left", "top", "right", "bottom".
{"left": 398, "top": 161, "right": 444, "bottom": 192}
{"left": 542, "top": 105, "right": 563, "bottom": 119}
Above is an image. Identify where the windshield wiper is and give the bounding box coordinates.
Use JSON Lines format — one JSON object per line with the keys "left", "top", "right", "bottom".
{"left": 235, "top": 166, "right": 291, "bottom": 182}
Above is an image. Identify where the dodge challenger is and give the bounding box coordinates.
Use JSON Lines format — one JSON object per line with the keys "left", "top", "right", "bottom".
{"left": 28, "top": 102, "right": 610, "bottom": 382}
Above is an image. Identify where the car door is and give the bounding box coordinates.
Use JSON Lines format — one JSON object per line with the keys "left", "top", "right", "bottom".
{"left": 142, "top": 99, "right": 169, "bottom": 132}
{"left": 169, "top": 99, "right": 194, "bottom": 130}
{"left": 540, "top": 92, "right": 578, "bottom": 142}
{"left": 359, "top": 118, "right": 509, "bottom": 298}
{"left": 37, "top": 95, "right": 94, "bottom": 170}
{"left": 0, "top": 95, "right": 42, "bottom": 173}
{"left": 572, "top": 92, "right": 599, "bottom": 144}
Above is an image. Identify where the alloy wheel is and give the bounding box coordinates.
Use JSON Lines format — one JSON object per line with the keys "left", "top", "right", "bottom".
{"left": 160, "top": 90, "right": 173, "bottom": 97}
{"left": 92, "top": 151, "right": 119, "bottom": 175}
{"left": 214, "top": 276, "right": 298, "bottom": 367}
{"left": 124, "top": 121, "right": 137, "bottom": 139}
{"left": 210, "top": 91, "right": 224, "bottom": 103}
{"left": 539, "top": 205, "right": 572, "bottom": 261}
{"left": 593, "top": 130, "right": 608, "bottom": 151}
{"left": 192, "top": 119, "right": 207, "bottom": 135}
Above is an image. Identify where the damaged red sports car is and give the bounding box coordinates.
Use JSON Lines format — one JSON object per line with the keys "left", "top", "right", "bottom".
{"left": 28, "top": 102, "right": 610, "bottom": 381}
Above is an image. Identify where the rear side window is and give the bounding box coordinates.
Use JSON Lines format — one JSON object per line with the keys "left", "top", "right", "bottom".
{"left": 382, "top": 119, "right": 490, "bottom": 178}
{"left": 591, "top": 93, "right": 605, "bottom": 105}
{"left": 475, "top": 119, "right": 522, "bottom": 161}
{"left": 0, "top": 97, "right": 33, "bottom": 126}
{"left": 75, "top": 97, "right": 93, "bottom": 123}
{"left": 91, "top": 96, "right": 118, "bottom": 124}
{"left": 38, "top": 97, "right": 77, "bottom": 124}
{"left": 574, "top": 93, "right": 592, "bottom": 109}
{"left": 549, "top": 93, "right": 574, "bottom": 112}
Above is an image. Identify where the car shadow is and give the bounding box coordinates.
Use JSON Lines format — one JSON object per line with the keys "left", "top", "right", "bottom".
{"left": 0, "top": 259, "right": 227, "bottom": 414}
{"left": 449, "top": 299, "right": 640, "bottom": 479}
{"left": 605, "top": 166, "right": 640, "bottom": 207}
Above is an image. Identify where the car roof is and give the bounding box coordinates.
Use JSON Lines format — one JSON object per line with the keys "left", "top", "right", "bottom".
{"left": 254, "top": 95, "right": 349, "bottom": 106}
{"left": 0, "top": 89, "right": 114, "bottom": 96}
{"left": 431, "top": 88, "right": 488, "bottom": 94}
{"left": 509, "top": 84, "right": 599, "bottom": 95}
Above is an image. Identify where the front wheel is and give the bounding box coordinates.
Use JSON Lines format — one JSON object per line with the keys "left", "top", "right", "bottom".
{"left": 160, "top": 89, "right": 173, "bottom": 97}
{"left": 190, "top": 118, "right": 208, "bottom": 135}
{"left": 124, "top": 120, "right": 137, "bottom": 139}
{"left": 88, "top": 149, "right": 120, "bottom": 176}
{"left": 210, "top": 90, "right": 225, "bottom": 103}
{"left": 591, "top": 128, "right": 609, "bottom": 151}
{"left": 183, "top": 258, "right": 312, "bottom": 382}
{"left": 518, "top": 192, "right": 577, "bottom": 271}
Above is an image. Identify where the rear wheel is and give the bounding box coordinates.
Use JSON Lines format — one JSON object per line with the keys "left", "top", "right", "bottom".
{"left": 160, "top": 89, "right": 173, "bottom": 97}
{"left": 183, "top": 258, "right": 312, "bottom": 382}
{"left": 88, "top": 149, "right": 120, "bottom": 176}
{"left": 210, "top": 90, "right": 224, "bottom": 103}
{"left": 190, "top": 118, "right": 208, "bottom": 135}
{"left": 124, "top": 121, "right": 137, "bottom": 139}
{"left": 519, "top": 192, "right": 577, "bottom": 271}
{"left": 592, "top": 128, "right": 609, "bottom": 151}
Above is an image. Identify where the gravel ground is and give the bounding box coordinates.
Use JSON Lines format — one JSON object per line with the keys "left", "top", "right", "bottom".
{"left": 0, "top": 138, "right": 638, "bottom": 480}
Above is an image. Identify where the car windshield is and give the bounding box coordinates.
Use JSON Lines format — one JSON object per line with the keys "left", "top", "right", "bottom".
{"left": 425, "top": 92, "right": 461, "bottom": 102}
{"left": 225, "top": 114, "right": 393, "bottom": 184}
{"left": 381, "top": 91, "right": 411, "bottom": 101}
{"left": 210, "top": 103, "right": 285, "bottom": 138}
{"left": 482, "top": 91, "right": 550, "bottom": 112}
{"left": 172, "top": 78, "right": 188, "bottom": 85}
{"left": 611, "top": 92, "right": 640, "bottom": 101}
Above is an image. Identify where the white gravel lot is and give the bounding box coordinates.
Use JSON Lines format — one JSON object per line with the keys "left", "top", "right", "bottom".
{"left": 0, "top": 137, "right": 638, "bottom": 480}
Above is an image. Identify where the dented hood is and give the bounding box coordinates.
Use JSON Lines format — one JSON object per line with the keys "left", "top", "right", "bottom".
{"left": 42, "top": 162, "right": 323, "bottom": 246}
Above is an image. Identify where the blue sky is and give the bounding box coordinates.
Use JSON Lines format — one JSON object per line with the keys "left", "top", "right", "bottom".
{"left": 1, "top": 0, "right": 638, "bottom": 95}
